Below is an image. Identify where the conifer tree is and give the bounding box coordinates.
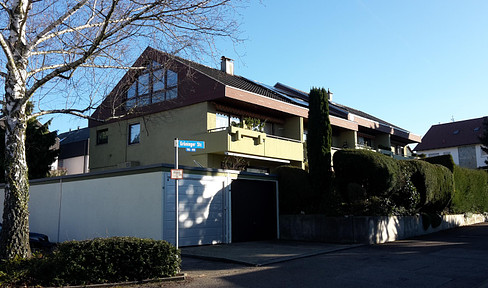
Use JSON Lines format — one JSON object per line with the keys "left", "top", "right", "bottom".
{"left": 307, "top": 87, "right": 332, "bottom": 201}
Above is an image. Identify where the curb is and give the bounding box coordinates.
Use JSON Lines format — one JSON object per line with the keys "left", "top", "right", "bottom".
{"left": 41, "top": 273, "right": 186, "bottom": 288}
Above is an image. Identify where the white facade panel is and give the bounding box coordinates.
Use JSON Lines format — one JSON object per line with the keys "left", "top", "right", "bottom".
{"left": 418, "top": 144, "right": 487, "bottom": 169}
{"left": 57, "top": 172, "right": 163, "bottom": 242}
{"left": 61, "top": 155, "right": 89, "bottom": 175}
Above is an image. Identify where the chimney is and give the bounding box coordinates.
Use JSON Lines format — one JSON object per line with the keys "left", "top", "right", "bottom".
{"left": 221, "top": 56, "right": 234, "bottom": 75}
{"left": 327, "top": 89, "right": 333, "bottom": 101}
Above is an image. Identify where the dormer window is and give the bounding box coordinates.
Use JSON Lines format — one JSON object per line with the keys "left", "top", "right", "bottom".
{"left": 126, "top": 61, "right": 178, "bottom": 109}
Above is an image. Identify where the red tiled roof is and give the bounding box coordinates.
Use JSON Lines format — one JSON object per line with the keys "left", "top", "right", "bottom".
{"left": 414, "top": 117, "right": 487, "bottom": 151}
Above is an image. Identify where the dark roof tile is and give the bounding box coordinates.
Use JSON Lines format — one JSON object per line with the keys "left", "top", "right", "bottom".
{"left": 414, "top": 117, "right": 487, "bottom": 151}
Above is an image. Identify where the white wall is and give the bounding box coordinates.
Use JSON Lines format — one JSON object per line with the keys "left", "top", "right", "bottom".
{"left": 62, "top": 155, "right": 89, "bottom": 175}
{"left": 420, "top": 147, "right": 459, "bottom": 164}
{"left": 0, "top": 171, "right": 164, "bottom": 243}
{"left": 0, "top": 168, "right": 277, "bottom": 246}
{"left": 475, "top": 144, "right": 488, "bottom": 168}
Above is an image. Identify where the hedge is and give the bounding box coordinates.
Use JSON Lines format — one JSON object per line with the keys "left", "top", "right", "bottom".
{"left": 0, "top": 237, "right": 181, "bottom": 287}
{"left": 276, "top": 165, "right": 317, "bottom": 214}
{"left": 399, "top": 160, "right": 453, "bottom": 213}
{"left": 451, "top": 166, "right": 488, "bottom": 213}
{"left": 333, "top": 149, "right": 400, "bottom": 215}
{"left": 421, "top": 154, "right": 456, "bottom": 172}
{"left": 333, "top": 150, "right": 453, "bottom": 215}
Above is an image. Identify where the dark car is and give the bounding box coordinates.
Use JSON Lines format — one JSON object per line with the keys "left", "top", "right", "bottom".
{"left": 0, "top": 223, "right": 54, "bottom": 250}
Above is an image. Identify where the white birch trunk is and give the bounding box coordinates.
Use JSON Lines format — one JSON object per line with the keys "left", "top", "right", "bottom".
{"left": 0, "top": 0, "right": 32, "bottom": 259}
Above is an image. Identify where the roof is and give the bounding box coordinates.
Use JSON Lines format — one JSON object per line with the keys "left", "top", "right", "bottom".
{"left": 414, "top": 117, "right": 487, "bottom": 151}
{"left": 58, "top": 127, "right": 90, "bottom": 145}
{"left": 165, "top": 49, "right": 408, "bottom": 132}
{"left": 168, "top": 52, "right": 301, "bottom": 106}
{"left": 92, "top": 47, "right": 417, "bottom": 138}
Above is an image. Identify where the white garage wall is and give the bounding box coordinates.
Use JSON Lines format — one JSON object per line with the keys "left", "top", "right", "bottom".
{"left": 0, "top": 166, "right": 277, "bottom": 247}
{"left": 0, "top": 170, "right": 164, "bottom": 243}
{"left": 57, "top": 171, "right": 164, "bottom": 242}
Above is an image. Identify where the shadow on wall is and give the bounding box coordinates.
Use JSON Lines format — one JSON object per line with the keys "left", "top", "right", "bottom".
{"left": 164, "top": 175, "right": 226, "bottom": 247}
{"left": 279, "top": 214, "right": 488, "bottom": 244}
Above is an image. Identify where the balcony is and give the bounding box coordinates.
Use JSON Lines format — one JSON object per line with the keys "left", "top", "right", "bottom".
{"left": 202, "top": 126, "right": 303, "bottom": 163}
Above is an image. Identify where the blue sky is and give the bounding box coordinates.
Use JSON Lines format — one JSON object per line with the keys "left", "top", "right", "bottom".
{"left": 47, "top": 0, "right": 488, "bottom": 138}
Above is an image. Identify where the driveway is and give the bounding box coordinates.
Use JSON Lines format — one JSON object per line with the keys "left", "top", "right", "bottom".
{"left": 137, "top": 222, "right": 488, "bottom": 288}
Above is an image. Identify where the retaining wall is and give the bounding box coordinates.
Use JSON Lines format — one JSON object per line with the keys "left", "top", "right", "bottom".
{"left": 280, "top": 214, "right": 487, "bottom": 244}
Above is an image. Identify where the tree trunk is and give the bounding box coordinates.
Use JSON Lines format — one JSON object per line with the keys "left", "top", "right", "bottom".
{"left": 0, "top": 0, "right": 32, "bottom": 260}
{"left": 0, "top": 99, "right": 31, "bottom": 260}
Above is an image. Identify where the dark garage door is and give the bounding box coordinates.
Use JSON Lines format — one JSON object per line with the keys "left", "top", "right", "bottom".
{"left": 231, "top": 179, "right": 277, "bottom": 242}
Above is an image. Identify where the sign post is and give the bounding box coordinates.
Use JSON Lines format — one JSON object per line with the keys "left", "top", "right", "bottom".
{"left": 173, "top": 138, "right": 205, "bottom": 250}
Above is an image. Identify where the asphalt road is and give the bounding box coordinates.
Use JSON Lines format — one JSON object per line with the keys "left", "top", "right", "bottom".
{"left": 139, "top": 222, "right": 488, "bottom": 288}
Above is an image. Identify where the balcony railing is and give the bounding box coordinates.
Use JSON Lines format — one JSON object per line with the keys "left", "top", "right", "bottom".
{"left": 203, "top": 126, "right": 303, "bottom": 162}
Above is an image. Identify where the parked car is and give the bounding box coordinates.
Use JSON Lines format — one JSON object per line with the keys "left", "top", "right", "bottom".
{"left": 0, "top": 223, "right": 54, "bottom": 250}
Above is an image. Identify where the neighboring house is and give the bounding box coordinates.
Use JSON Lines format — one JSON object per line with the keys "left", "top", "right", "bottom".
{"left": 414, "top": 117, "right": 488, "bottom": 169}
{"left": 53, "top": 127, "right": 90, "bottom": 175}
{"left": 89, "top": 47, "right": 421, "bottom": 173}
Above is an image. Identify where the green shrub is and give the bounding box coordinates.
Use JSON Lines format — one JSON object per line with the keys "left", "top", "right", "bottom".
{"left": 399, "top": 160, "right": 453, "bottom": 213}
{"left": 391, "top": 162, "right": 421, "bottom": 215}
{"left": 276, "top": 165, "right": 318, "bottom": 214}
{"left": 421, "top": 154, "right": 456, "bottom": 172}
{"left": 451, "top": 166, "right": 488, "bottom": 213}
{"left": 0, "top": 237, "right": 180, "bottom": 287}
{"left": 333, "top": 149, "right": 400, "bottom": 215}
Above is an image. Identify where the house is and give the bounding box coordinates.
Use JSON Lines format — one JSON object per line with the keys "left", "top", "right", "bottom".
{"left": 53, "top": 127, "right": 90, "bottom": 175}
{"left": 89, "top": 47, "right": 421, "bottom": 173}
{"left": 414, "top": 117, "right": 488, "bottom": 169}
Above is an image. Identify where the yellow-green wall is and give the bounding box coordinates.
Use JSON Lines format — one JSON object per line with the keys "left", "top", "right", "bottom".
{"left": 90, "top": 102, "right": 211, "bottom": 171}
{"left": 90, "top": 102, "right": 305, "bottom": 172}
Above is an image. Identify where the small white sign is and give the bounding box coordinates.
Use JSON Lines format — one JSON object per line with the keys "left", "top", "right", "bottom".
{"left": 171, "top": 169, "right": 183, "bottom": 179}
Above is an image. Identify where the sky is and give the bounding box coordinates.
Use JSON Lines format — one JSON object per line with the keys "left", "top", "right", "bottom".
{"left": 46, "top": 0, "right": 488, "bottom": 139}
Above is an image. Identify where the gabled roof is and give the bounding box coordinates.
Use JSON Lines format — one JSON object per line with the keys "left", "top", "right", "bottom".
{"left": 58, "top": 127, "right": 90, "bottom": 145}
{"left": 414, "top": 117, "right": 487, "bottom": 151}
{"left": 163, "top": 50, "right": 301, "bottom": 106}
{"left": 92, "top": 47, "right": 418, "bottom": 140}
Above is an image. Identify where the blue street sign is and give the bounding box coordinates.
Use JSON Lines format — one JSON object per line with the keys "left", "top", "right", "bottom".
{"left": 177, "top": 140, "right": 205, "bottom": 149}
{"left": 186, "top": 148, "right": 196, "bottom": 152}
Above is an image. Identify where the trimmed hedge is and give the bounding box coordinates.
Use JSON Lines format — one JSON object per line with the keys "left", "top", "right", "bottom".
{"left": 276, "top": 165, "right": 317, "bottom": 214}
{"left": 399, "top": 160, "right": 453, "bottom": 213}
{"left": 421, "top": 154, "right": 456, "bottom": 172}
{"left": 334, "top": 149, "right": 399, "bottom": 198}
{"left": 451, "top": 166, "right": 488, "bottom": 213}
{"left": 333, "top": 149, "right": 400, "bottom": 215}
{"left": 333, "top": 150, "right": 453, "bottom": 215}
{"left": 0, "top": 237, "right": 181, "bottom": 287}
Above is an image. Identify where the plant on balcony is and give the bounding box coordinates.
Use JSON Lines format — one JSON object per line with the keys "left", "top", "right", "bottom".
{"left": 243, "top": 117, "right": 266, "bottom": 132}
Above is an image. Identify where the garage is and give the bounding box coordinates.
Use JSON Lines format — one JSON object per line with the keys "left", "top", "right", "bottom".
{"left": 163, "top": 174, "right": 227, "bottom": 246}
{"left": 231, "top": 179, "right": 278, "bottom": 242}
{"left": 163, "top": 173, "right": 278, "bottom": 246}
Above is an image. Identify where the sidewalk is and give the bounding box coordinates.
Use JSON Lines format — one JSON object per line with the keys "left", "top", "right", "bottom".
{"left": 181, "top": 240, "right": 362, "bottom": 266}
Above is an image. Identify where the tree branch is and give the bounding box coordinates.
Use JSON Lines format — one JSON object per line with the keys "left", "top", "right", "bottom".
{"left": 0, "top": 33, "right": 19, "bottom": 80}
{"left": 28, "top": 0, "right": 90, "bottom": 51}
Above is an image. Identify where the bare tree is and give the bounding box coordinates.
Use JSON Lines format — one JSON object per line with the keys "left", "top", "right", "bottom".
{"left": 0, "top": 0, "right": 242, "bottom": 259}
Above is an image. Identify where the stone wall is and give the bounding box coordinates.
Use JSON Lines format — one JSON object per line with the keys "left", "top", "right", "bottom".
{"left": 279, "top": 214, "right": 487, "bottom": 244}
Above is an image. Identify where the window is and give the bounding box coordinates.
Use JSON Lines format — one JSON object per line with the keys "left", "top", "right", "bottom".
{"left": 128, "top": 123, "right": 141, "bottom": 145}
{"left": 216, "top": 112, "right": 241, "bottom": 129}
{"left": 216, "top": 113, "right": 229, "bottom": 129}
{"left": 126, "top": 61, "right": 178, "bottom": 109}
{"left": 96, "top": 129, "right": 108, "bottom": 145}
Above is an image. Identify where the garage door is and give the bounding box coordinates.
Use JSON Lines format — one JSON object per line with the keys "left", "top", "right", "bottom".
{"left": 163, "top": 174, "right": 226, "bottom": 246}
{"left": 231, "top": 179, "right": 277, "bottom": 242}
